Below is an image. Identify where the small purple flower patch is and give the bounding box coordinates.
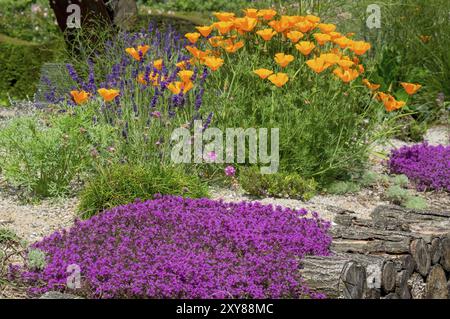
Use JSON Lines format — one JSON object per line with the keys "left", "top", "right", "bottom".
{"left": 388, "top": 143, "right": 450, "bottom": 192}
{"left": 20, "top": 196, "right": 331, "bottom": 299}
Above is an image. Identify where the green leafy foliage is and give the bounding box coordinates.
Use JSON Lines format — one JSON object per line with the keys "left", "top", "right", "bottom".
{"left": 239, "top": 167, "right": 317, "bottom": 200}
{"left": 27, "top": 248, "right": 46, "bottom": 271}
{"left": 0, "top": 112, "right": 112, "bottom": 198}
{"left": 78, "top": 163, "right": 209, "bottom": 219}
{"left": 326, "top": 181, "right": 361, "bottom": 195}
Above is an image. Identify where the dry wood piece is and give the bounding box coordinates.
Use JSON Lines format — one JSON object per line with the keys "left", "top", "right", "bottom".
{"left": 440, "top": 237, "right": 450, "bottom": 271}
{"left": 300, "top": 254, "right": 366, "bottom": 299}
{"left": 410, "top": 239, "right": 431, "bottom": 277}
{"left": 399, "top": 255, "right": 416, "bottom": 277}
{"left": 371, "top": 205, "right": 450, "bottom": 237}
{"left": 331, "top": 225, "right": 414, "bottom": 254}
{"left": 381, "top": 261, "right": 396, "bottom": 293}
{"left": 395, "top": 270, "right": 412, "bottom": 299}
{"left": 429, "top": 238, "right": 442, "bottom": 265}
{"left": 384, "top": 293, "right": 399, "bottom": 299}
{"left": 425, "top": 265, "right": 449, "bottom": 299}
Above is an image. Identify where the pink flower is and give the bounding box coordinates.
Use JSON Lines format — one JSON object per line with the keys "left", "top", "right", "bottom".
{"left": 224, "top": 165, "right": 236, "bottom": 176}
{"left": 205, "top": 151, "right": 217, "bottom": 162}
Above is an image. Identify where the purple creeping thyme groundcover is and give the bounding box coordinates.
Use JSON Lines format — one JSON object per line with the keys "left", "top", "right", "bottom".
{"left": 388, "top": 143, "right": 450, "bottom": 192}
{"left": 18, "top": 195, "right": 332, "bottom": 299}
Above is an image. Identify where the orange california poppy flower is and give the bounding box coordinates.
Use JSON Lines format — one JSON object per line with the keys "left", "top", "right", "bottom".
{"left": 318, "top": 23, "right": 336, "bottom": 34}
{"left": 125, "top": 48, "right": 141, "bottom": 61}
{"left": 185, "top": 32, "right": 201, "bottom": 44}
{"left": 150, "top": 73, "right": 163, "bottom": 87}
{"left": 235, "top": 17, "right": 258, "bottom": 32}
{"left": 333, "top": 37, "right": 352, "bottom": 49}
{"left": 337, "top": 59, "right": 355, "bottom": 69}
{"left": 280, "top": 15, "right": 299, "bottom": 28}
{"left": 400, "top": 82, "right": 422, "bottom": 95}
{"left": 268, "top": 73, "right": 289, "bottom": 87}
{"left": 243, "top": 8, "right": 258, "bottom": 18}
{"left": 70, "top": 90, "right": 89, "bottom": 105}
{"left": 320, "top": 53, "right": 340, "bottom": 66}
{"left": 362, "top": 79, "right": 381, "bottom": 91}
{"left": 167, "top": 81, "right": 194, "bottom": 95}
{"left": 350, "top": 41, "right": 371, "bottom": 55}
{"left": 176, "top": 60, "right": 189, "bottom": 69}
{"left": 125, "top": 45, "right": 150, "bottom": 61}
{"left": 138, "top": 45, "right": 150, "bottom": 56}
{"left": 186, "top": 46, "right": 208, "bottom": 61}
{"left": 333, "top": 67, "right": 360, "bottom": 83}
{"left": 294, "top": 20, "right": 314, "bottom": 33}
{"left": 253, "top": 68, "right": 274, "bottom": 79}
{"left": 196, "top": 26, "right": 213, "bottom": 37}
{"left": 305, "top": 14, "right": 321, "bottom": 24}
{"left": 328, "top": 31, "right": 342, "bottom": 40}
{"left": 208, "top": 36, "right": 224, "bottom": 47}
{"left": 346, "top": 32, "right": 355, "bottom": 38}
{"left": 214, "top": 21, "right": 234, "bottom": 35}
{"left": 274, "top": 53, "right": 295, "bottom": 68}
{"left": 203, "top": 56, "right": 224, "bottom": 71}
{"left": 295, "top": 41, "right": 316, "bottom": 55}
{"left": 153, "top": 59, "right": 163, "bottom": 71}
{"left": 268, "top": 19, "right": 290, "bottom": 33}
{"left": 379, "top": 94, "right": 406, "bottom": 112}
{"left": 178, "top": 70, "right": 194, "bottom": 83}
{"left": 256, "top": 28, "right": 277, "bottom": 41}
{"left": 137, "top": 73, "right": 147, "bottom": 85}
{"left": 257, "top": 9, "right": 277, "bottom": 20}
{"left": 306, "top": 57, "right": 330, "bottom": 73}
{"left": 98, "top": 88, "right": 120, "bottom": 102}
{"left": 286, "top": 31, "right": 304, "bottom": 43}
{"left": 213, "top": 12, "right": 235, "bottom": 22}
{"left": 224, "top": 41, "right": 245, "bottom": 53}
{"left": 313, "top": 33, "right": 331, "bottom": 45}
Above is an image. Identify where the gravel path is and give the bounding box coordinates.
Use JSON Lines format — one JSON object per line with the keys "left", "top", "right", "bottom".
{"left": 0, "top": 195, "right": 78, "bottom": 243}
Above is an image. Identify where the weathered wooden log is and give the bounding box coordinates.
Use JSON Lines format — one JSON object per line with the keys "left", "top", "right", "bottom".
{"left": 371, "top": 205, "right": 450, "bottom": 237}
{"left": 384, "top": 293, "right": 400, "bottom": 299}
{"left": 381, "top": 261, "right": 396, "bottom": 293}
{"left": 425, "top": 265, "right": 449, "bottom": 299}
{"left": 300, "top": 253, "right": 388, "bottom": 299}
{"left": 299, "top": 254, "right": 366, "bottom": 299}
{"left": 440, "top": 237, "right": 450, "bottom": 271}
{"left": 395, "top": 270, "right": 412, "bottom": 299}
{"left": 410, "top": 239, "right": 431, "bottom": 277}
{"left": 330, "top": 224, "right": 417, "bottom": 255}
{"left": 429, "top": 237, "right": 443, "bottom": 265}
